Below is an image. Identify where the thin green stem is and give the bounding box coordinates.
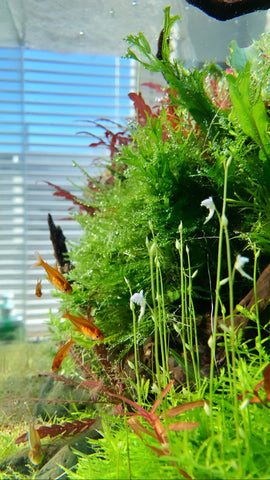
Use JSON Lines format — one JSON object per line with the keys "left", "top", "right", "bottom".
{"left": 157, "top": 261, "right": 170, "bottom": 385}
{"left": 131, "top": 304, "right": 141, "bottom": 404}
{"left": 147, "top": 229, "right": 161, "bottom": 392}
{"left": 155, "top": 256, "right": 166, "bottom": 387}
{"left": 186, "top": 244, "right": 201, "bottom": 388}
{"left": 209, "top": 155, "right": 231, "bottom": 427}
{"left": 177, "top": 222, "right": 190, "bottom": 392}
{"left": 223, "top": 198, "right": 241, "bottom": 461}
{"left": 125, "top": 276, "right": 142, "bottom": 403}
{"left": 253, "top": 247, "right": 261, "bottom": 359}
{"left": 223, "top": 219, "right": 233, "bottom": 391}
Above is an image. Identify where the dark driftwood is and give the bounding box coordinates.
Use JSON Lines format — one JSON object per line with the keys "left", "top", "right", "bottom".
{"left": 212, "top": 263, "right": 270, "bottom": 367}
{"left": 185, "top": 0, "right": 270, "bottom": 21}
{"left": 228, "top": 263, "right": 270, "bottom": 333}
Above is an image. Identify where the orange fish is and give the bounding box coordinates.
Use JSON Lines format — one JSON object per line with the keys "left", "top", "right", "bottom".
{"left": 52, "top": 337, "right": 75, "bottom": 372}
{"left": 62, "top": 310, "right": 104, "bottom": 341}
{"left": 28, "top": 424, "right": 44, "bottom": 465}
{"left": 35, "top": 279, "right": 42, "bottom": 298}
{"left": 33, "top": 252, "right": 72, "bottom": 294}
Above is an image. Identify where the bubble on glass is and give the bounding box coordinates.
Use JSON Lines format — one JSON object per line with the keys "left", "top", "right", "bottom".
{"left": 79, "top": 30, "right": 85, "bottom": 36}
{"left": 132, "top": 1, "right": 137, "bottom": 5}
{"left": 109, "top": 8, "right": 115, "bottom": 16}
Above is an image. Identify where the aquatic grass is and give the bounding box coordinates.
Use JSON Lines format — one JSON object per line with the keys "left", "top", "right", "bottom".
{"left": 0, "top": 432, "right": 18, "bottom": 463}
{"left": 65, "top": 417, "right": 182, "bottom": 480}
{"left": 252, "top": 246, "right": 262, "bottom": 356}
{"left": 175, "top": 222, "right": 199, "bottom": 393}
{"left": 203, "top": 155, "right": 240, "bottom": 434}
{"left": 126, "top": 278, "right": 144, "bottom": 404}
{"left": 62, "top": 357, "right": 270, "bottom": 479}
{"left": 146, "top": 226, "right": 171, "bottom": 393}
{"left": 185, "top": 243, "right": 201, "bottom": 388}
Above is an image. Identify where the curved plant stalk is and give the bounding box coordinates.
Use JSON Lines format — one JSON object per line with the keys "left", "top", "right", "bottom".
{"left": 208, "top": 156, "right": 231, "bottom": 425}
{"left": 186, "top": 244, "right": 201, "bottom": 388}
{"left": 147, "top": 223, "right": 171, "bottom": 392}
{"left": 176, "top": 222, "right": 191, "bottom": 393}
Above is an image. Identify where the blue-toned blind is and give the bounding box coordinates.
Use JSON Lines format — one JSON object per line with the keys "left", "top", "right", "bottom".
{"left": 0, "top": 47, "right": 136, "bottom": 337}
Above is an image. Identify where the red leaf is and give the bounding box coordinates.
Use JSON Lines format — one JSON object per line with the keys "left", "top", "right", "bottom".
{"left": 168, "top": 421, "right": 199, "bottom": 431}
{"left": 145, "top": 443, "right": 170, "bottom": 457}
{"left": 141, "top": 82, "right": 165, "bottom": 93}
{"left": 45, "top": 181, "right": 97, "bottom": 215}
{"left": 89, "top": 140, "right": 106, "bottom": 148}
{"left": 107, "top": 391, "right": 150, "bottom": 418}
{"left": 263, "top": 364, "right": 270, "bottom": 400}
{"left": 15, "top": 418, "right": 97, "bottom": 445}
{"left": 80, "top": 379, "right": 104, "bottom": 401}
{"left": 253, "top": 379, "right": 264, "bottom": 394}
{"left": 150, "top": 380, "right": 175, "bottom": 415}
{"left": 249, "top": 396, "right": 265, "bottom": 404}
{"left": 165, "top": 400, "right": 206, "bottom": 418}
{"left": 127, "top": 416, "right": 156, "bottom": 441}
{"left": 128, "top": 92, "right": 156, "bottom": 126}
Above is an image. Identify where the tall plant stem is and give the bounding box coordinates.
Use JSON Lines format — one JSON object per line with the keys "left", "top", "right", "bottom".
{"left": 223, "top": 193, "right": 241, "bottom": 458}
{"left": 209, "top": 155, "right": 231, "bottom": 426}
{"left": 132, "top": 306, "right": 142, "bottom": 404}
{"left": 223, "top": 219, "right": 233, "bottom": 392}
{"left": 186, "top": 244, "right": 201, "bottom": 388}
{"left": 125, "top": 277, "right": 142, "bottom": 403}
{"left": 156, "top": 258, "right": 170, "bottom": 386}
{"left": 147, "top": 230, "right": 162, "bottom": 392}
{"left": 253, "top": 247, "right": 261, "bottom": 362}
{"left": 177, "top": 222, "right": 191, "bottom": 393}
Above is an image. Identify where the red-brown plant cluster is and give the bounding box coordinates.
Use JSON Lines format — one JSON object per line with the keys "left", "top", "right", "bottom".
{"left": 203, "top": 73, "right": 232, "bottom": 111}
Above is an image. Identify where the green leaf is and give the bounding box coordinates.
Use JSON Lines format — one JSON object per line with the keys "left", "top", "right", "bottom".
{"left": 228, "top": 64, "right": 270, "bottom": 171}
{"left": 125, "top": 6, "right": 220, "bottom": 135}
{"left": 138, "top": 32, "right": 151, "bottom": 54}
{"left": 162, "top": 6, "right": 180, "bottom": 62}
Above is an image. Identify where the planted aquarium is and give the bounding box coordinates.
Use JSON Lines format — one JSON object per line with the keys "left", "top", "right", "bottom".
{"left": 1, "top": 2, "right": 270, "bottom": 479}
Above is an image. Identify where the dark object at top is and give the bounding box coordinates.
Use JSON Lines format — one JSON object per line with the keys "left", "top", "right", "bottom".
{"left": 185, "top": 0, "right": 270, "bottom": 21}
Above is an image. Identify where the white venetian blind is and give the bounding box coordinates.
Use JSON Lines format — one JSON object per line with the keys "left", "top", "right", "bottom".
{"left": 0, "top": 46, "right": 136, "bottom": 337}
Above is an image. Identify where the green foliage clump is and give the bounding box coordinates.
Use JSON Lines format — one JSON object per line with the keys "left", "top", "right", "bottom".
{"left": 56, "top": 7, "right": 270, "bottom": 350}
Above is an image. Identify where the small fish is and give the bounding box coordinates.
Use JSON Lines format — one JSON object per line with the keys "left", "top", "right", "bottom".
{"left": 62, "top": 310, "right": 104, "bottom": 341}
{"left": 52, "top": 337, "right": 75, "bottom": 372}
{"left": 28, "top": 424, "right": 44, "bottom": 466}
{"left": 35, "top": 279, "right": 42, "bottom": 298}
{"left": 33, "top": 252, "right": 73, "bottom": 294}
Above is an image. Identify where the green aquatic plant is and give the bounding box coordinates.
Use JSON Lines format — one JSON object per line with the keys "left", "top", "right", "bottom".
{"left": 54, "top": 9, "right": 270, "bottom": 348}
{"left": 126, "top": 8, "right": 222, "bottom": 138}
{"left": 5, "top": 8, "right": 270, "bottom": 479}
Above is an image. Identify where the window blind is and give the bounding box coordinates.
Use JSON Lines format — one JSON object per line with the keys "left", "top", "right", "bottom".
{"left": 0, "top": 46, "right": 136, "bottom": 337}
